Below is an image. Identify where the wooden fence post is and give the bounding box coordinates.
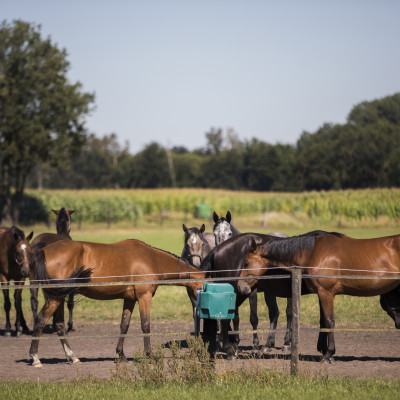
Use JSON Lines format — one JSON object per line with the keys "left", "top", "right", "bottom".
{"left": 290, "top": 267, "right": 302, "bottom": 375}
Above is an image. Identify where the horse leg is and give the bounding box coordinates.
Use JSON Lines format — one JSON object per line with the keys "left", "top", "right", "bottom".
{"left": 249, "top": 289, "right": 259, "bottom": 350}
{"left": 138, "top": 292, "right": 153, "bottom": 355}
{"left": 220, "top": 319, "right": 236, "bottom": 359}
{"left": 282, "top": 297, "right": 292, "bottom": 351}
{"left": 14, "top": 285, "right": 28, "bottom": 335}
{"left": 261, "top": 292, "right": 279, "bottom": 351}
{"left": 29, "top": 298, "right": 62, "bottom": 367}
{"left": 2, "top": 282, "right": 12, "bottom": 336}
{"left": 53, "top": 301, "right": 80, "bottom": 365}
{"left": 317, "top": 292, "right": 336, "bottom": 363}
{"left": 30, "top": 287, "right": 39, "bottom": 325}
{"left": 67, "top": 294, "right": 75, "bottom": 332}
{"left": 116, "top": 299, "right": 135, "bottom": 362}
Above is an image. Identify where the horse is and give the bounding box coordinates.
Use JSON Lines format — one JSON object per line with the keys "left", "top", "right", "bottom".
{"left": 0, "top": 226, "right": 33, "bottom": 336}
{"left": 29, "top": 238, "right": 206, "bottom": 367}
{"left": 237, "top": 230, "right": 400, "bottom": 363}
{"left": 200, "top": 232, "right": 295, "bottom": 357}
{"left": 181, "top": 224, "right": 215, "bottom": 268}
{"left": 30, "top": 208, "right": 76, "bottom": 331}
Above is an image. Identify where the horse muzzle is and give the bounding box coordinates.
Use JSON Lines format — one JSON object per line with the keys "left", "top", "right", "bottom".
{"left": 237, "top": 280, "right": 252, "bottom": 296}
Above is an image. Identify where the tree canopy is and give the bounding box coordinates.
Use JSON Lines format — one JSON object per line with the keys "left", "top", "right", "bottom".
{"left": 0, "top": 20, "right": 95, "bottom": 223}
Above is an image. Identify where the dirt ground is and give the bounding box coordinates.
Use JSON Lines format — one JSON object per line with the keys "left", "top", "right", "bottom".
{"left": 0, "top": 320, "right": 399, "bottom": 382}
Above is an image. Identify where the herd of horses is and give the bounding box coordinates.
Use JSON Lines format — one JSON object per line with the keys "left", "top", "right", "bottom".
{"left": 1, "top": 209, "right": 400, "bottom": 367}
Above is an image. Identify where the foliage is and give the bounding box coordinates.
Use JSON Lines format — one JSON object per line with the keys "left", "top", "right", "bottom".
{"left": 19, "top": 187, "right": 400, "bottom": 226}
{"left": 0, "top": 20, "right": 94, "bottom": 223}
{"left": 25, "top": 93, "right": 400, "bottom": 193}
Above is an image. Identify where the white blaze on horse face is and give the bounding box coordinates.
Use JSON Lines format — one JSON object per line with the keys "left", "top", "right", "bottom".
{"left": 214, "top": 221, "right": 232, "bottom": 246}
{"left": 187, "top": 233, "right": 203, "bottom": 266}
{"left": 21, "top": 244, "right": 27, "bottom": 250}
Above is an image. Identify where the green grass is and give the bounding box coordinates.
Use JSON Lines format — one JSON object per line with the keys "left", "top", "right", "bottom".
{"left": 1, "top": 373, "right": 399, "bottom": 400}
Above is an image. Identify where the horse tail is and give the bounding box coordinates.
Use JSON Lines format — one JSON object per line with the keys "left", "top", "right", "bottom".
{"left": 33, "top": 245, "right": 92, "bottom": 300}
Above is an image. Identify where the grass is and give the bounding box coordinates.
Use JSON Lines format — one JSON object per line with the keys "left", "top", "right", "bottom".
{"left": 1, "top": 373, "right": 399, "bottom": 400}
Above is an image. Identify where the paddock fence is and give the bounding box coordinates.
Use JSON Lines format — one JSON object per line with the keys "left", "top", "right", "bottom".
{"left": 1, "top": 267, "right": 400, "bottom": 376}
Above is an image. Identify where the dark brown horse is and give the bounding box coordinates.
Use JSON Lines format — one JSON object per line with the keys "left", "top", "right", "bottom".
{"left": 30, "top": 208, "right": 76, "bottom": 331}
{"left": 29, "top": 238, "right": 205, "bottom": 367}
{"left": 237, "top": 230, "right": 400, "bottom": 362}
{"left": 0, "top": 226, "right": 33, "bottom": 336}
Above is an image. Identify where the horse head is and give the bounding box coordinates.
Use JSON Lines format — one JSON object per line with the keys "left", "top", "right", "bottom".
{"left": 52, "top": 208, "right": 75, "bottom": 235}
{"left": 212, "top": 211, "right": 234, "bottom": 246}
{"left": 182, "top": 224, "right": 208, "bottom": 267}
{"left": 237, "top": 239, "right": 267, "bottom": 296}
{"left": 12, "top": 227, "right": 33, "bottom": 278}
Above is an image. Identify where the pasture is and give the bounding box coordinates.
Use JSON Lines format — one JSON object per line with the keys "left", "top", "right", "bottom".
{"left": 1, "top": 201, "right": 400, "bottom": 398}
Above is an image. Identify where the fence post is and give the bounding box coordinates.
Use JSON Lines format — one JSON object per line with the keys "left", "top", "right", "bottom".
{"left": 290, "top": 266, "right": 302, "bottom": 375}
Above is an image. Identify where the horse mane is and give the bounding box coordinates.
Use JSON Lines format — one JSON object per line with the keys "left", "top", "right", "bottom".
{"left": 263, "top": 230, "right": 345, "bottom": 264}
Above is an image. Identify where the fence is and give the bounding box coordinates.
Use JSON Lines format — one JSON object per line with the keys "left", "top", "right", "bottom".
{"left": 1, "top": 268, "right": 400, "bottom": 376}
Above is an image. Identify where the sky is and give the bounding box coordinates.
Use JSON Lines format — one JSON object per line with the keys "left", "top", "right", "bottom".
{"left": 3, "top": 1, "right": 400, "bottom": 154}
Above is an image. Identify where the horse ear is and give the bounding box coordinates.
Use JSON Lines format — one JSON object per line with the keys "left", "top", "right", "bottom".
{"left": 226, "top": 211, "right": 231, "bottom": 223}
{"left": 249, "top": 238, "right": 257, "bottom": 253}
{"left": 69, "top": 210, "right": 76, "bottom": 215}
{"left": 52, "top": 209, "right": 60, "bottom": 216}
{"left": 212, "top": 211, "right": 219, "bottom": 223}
{"left": 182, "top": 224, "right": 188, "bottom": 233}
{"left": 26, "top": 231, "right": 34, "bottom": 242}
{"left": 200, "top": 224, "right": 205, "bottom": 233}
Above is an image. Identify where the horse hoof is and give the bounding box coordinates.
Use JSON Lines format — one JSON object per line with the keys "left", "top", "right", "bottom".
{"left": 320, "top": 357, "right": 334, "bottom": 364}
{"left": 4, "top": 331, "right": 11, "bottom": 337}
{"left": 259, "top": 346, "right": 272, "bottom": 355}
{"left": 282, "top": 345, "right": 291, "bottom": 352}
{"left": 16, "top": 331, "right": 22, "bottom": 337}
{"left": 33, "top": 362, "right": 43, "bottom": 368}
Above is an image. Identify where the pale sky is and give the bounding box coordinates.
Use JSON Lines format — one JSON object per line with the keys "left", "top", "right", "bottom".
{"left": 3, "top": 1, "right": 400, "bottom": 153}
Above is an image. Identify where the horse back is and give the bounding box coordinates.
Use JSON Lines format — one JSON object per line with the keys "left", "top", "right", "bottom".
{"left": 311, "top": 234, "right": 400, "bottom": 273}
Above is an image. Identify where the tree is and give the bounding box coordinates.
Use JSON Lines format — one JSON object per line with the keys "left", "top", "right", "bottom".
{"left": 127, "top": 142, "right": 171, "bottom": 188}
{"left": 0, "top": 20, "right": 95, "bottom": 223}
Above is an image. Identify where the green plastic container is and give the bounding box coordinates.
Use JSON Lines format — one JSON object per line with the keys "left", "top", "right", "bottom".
{"left": 194, "top": 203, "right": 211, "bottom": 219}
{"left": 198, "top": 283, "right": 236, "bottom": 320}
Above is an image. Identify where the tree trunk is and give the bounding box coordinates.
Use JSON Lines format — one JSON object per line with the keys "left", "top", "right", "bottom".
{"left": 0, "top": 160, "right": 13, "bottom": 225}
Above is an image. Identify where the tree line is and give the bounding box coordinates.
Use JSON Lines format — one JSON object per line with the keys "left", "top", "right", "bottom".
{"left": 1, "top": 20, "right": 400, "bottom": 223}
{"left": 28, "top": 93, "right": 400, "bottom": 192}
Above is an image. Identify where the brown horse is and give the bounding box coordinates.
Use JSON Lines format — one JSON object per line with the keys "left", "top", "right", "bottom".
{"left": 30, "top": 208, "right": 75, "bottom": 331}
{"left": 0, "top": 226, "right": 33, "bottom": 336}
{"left": 237, "top": 230, "right": 400, "bottom": 362}
{"left": 29, "top": 238, "right": 205, "bottom": 367}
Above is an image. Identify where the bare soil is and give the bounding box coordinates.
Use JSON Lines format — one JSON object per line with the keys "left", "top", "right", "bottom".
{"left": 0, "top": 320, "right": 399, "bottom": 381}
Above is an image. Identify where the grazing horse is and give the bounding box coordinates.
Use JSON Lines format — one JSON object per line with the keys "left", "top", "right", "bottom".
{"left": 200, "top": 232, "right": 295, "bottom": 356}
{"left": 237, "top": 230, "right": 400, "bottom": 362}
{"left": 0, "top": 226, "right": 33, "bottom": 336}
{"left": 29, "top": 238, "right": 205, "bottom": 367}
{"left": 30, "top": 208, "right": 76, "bottom": 331}
{"left": 181, "top": 224, "right": 215, "bottom": 268}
